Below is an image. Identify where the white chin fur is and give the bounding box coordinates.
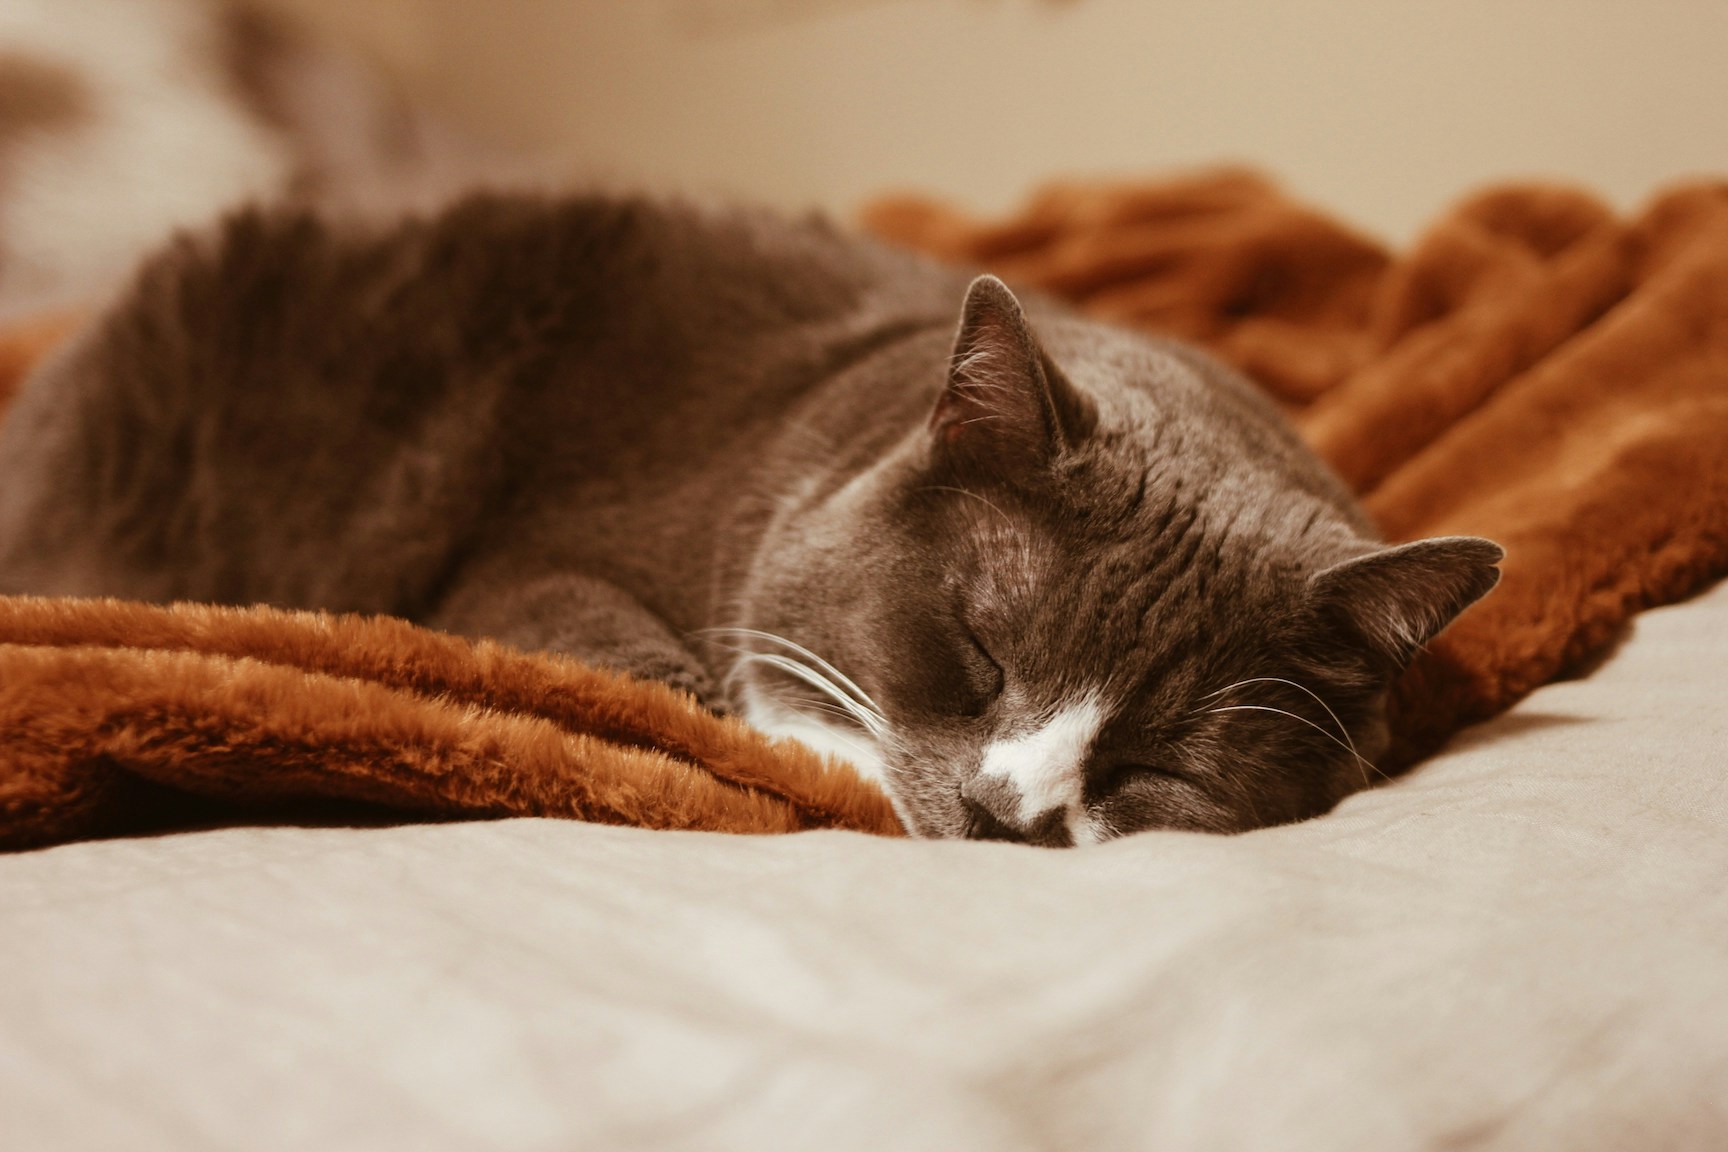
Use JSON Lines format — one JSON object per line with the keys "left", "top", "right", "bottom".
{"left": 738, "top": 686, "right": 889, "bottom": 786}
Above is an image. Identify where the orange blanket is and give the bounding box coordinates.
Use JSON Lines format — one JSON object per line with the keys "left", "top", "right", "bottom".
{"left": 866, "top": 171, "right": 1728, "bottom": 764}
{"left": 4, "top": 171, "right": 1726, "bottom": 848}
{"left": 0, "top": 597, "right": 903, "bottom": 850}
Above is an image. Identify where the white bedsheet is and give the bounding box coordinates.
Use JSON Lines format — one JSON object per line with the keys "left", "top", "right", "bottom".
{"left": 5, "top": 583, "right": 1727, "bottom": 1151}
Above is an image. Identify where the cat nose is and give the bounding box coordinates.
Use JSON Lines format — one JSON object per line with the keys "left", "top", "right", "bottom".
{"left": 960, "top": 797, "right": 1026, "bottom": 842}
{"left": 958, "top": 776, "right": 1073, "bottom": 847}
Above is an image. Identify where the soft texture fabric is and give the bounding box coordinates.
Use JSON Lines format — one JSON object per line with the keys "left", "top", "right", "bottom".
{"left": 4, "top": 566, "right": 1726, "bottom": 1151}
{"left": 0, "top": 595, "right": 902, "bottom": 849}
{"left": 866, "top": 170, "right": 1728, "bottom": 763}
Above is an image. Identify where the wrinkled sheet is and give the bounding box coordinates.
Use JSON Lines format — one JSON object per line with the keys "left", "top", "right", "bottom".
{"left": 4, "top": 584, "right": 1727, "bottom": 1151}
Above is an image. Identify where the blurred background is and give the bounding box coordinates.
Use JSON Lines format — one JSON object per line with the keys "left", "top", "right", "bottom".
{"left": 1, "top": 0, "right": 1723, "bottom": 313}
{"left": 248, "top": 0, "right": 1728, "bottom": 243}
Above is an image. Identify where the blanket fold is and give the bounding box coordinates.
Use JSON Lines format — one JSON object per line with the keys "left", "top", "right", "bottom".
{"left": 0, "top": 596, "right": 904, "bottom": 850}
{"left": 5, "top": 169, "right": 1728, "bottom": 849}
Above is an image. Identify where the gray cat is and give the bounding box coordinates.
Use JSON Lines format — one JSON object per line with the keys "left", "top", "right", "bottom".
{"left": 0, "top": 193, "right": 1502, "bottom": 844}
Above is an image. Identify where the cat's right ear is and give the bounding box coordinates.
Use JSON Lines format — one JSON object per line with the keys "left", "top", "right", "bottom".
{"left": 929, "top": 275, "right": 1095, "bottom": 481}
{"left": 1307, "top": 536, "right": 1505, "bottom": 670}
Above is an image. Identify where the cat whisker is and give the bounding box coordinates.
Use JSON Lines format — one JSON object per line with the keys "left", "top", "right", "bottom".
{"left": 1201, "top": 678, "right": 1255, "bottom": 702}
{"left": 915, "top": 485, "right": 1012, "bottom": 526}
{"left": 735, "top": 652, "right": 891, "bottom": 740}
{"left": 784, "top": 696, "right": 885, "bottom": 736}
{"left": 1198, "top": 704, "right": 1388, "bottom": 788}
{"left": 733, "top": 678, "right": 893, "bottom": 754}
{"left": 699, "top": 630, "right": 890, "bottom": 741}
{"left": 698, "top": 627, "right": 887, "bottom": 721}
{"left": 1201, "top": 676, "right": 1385, "bottom": 789}
{"left": 762, "top": 695, "right": 885, "bottom": 766}
{"left": 1202, "top": 676, "right": 1369, "bottom": 779}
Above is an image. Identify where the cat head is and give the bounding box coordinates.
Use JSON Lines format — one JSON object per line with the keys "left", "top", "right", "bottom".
{"left": 730, "top": 276, "right": 1502, "bottom": 844}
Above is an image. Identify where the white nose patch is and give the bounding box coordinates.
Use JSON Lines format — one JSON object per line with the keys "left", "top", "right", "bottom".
{"left": 977, "top": 694, "right": 1106, "bottom": 836}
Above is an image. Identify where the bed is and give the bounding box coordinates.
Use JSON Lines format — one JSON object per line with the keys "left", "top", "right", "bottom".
{"left": 5, "top": 575, "right": 1725, "bottom": 1150}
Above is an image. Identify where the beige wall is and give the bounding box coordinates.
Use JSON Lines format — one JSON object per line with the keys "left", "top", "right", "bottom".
{"left": 263, "top": 0, "right": 1728, "bottom": 243}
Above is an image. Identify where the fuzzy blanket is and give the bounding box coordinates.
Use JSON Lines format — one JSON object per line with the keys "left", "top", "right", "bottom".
{"left": 5, "top": 171, "right": 1728, "bottom": 848}
{"left": 0, "top": 595, "right": 904, "bottom": 850}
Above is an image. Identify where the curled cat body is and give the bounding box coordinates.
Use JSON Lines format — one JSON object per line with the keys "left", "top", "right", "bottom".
{"left": 0, "top": 193, "right": 1502, "bottom": 845}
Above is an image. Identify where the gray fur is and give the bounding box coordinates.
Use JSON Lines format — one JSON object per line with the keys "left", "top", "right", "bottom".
{"left": 0, "top": 192, "right": 1503, "bottom": 843}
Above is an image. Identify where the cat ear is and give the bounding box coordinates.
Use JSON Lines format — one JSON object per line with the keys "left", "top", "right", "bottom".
{"left": 930, "top": 275, "right": 1095, "bottom": 478}
{"left": 1308, "top": 536, "right": 1505, "bottom": 668}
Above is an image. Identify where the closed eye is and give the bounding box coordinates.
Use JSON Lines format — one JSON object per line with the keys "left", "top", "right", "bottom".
{"left": 955, "top": 619, "right": 1004, "bottom": 715}
{"left": 1101, "top": 761, "right": 1191, "bottom": 793}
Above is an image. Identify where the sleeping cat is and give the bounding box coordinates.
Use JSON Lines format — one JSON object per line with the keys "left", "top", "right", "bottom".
{"left": 0, "top": 193, "right": 1502, "bottom": 844}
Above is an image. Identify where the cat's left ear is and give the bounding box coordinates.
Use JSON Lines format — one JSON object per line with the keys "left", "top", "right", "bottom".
{"left": 1307, "top": 536, "right": 1505, "bottom": 669}
{"left": 930, "top": 275, "right": 1095, "bottom": 479}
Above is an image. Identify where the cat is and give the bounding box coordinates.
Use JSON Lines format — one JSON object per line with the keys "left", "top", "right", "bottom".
{"left": 0, "top": 192, "right": 1503, "bottom": 845}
